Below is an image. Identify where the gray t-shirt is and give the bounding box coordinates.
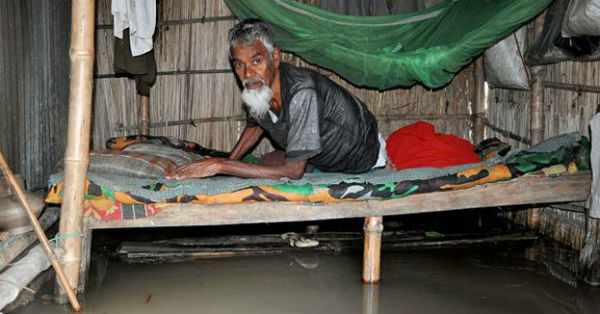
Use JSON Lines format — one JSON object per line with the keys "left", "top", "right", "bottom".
{"left": 247, "top": 63, "right": 380, "bottom": 173}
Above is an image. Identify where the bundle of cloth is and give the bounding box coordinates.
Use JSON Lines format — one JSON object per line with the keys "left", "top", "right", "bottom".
{"left": 386, "top": 121, "right": 483, "bottom": 170}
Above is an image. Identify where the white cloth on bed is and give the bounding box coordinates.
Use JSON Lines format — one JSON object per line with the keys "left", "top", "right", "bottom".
{"left": 372, "top": 133, "right": 388, "bottom": 169}
{"left": 590, "top": 113, "right": 600, "bottom": 219}
{"left": 112, "top": 0, "right": 156, "bottom": 56}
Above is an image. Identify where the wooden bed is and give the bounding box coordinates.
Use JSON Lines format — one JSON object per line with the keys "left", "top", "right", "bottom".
{"left": 77, "top": 171, "right": 591, "bottom": 291}
{"left": 56, "top": 0, "right": 594, "bottom": 302}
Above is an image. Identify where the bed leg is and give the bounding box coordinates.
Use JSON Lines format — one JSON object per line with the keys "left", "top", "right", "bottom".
{"left": 527, "top": 207, "right": 541, "bottom": 231}
{"left": 77, "top": 224, "right": 92, "bottom": 293}
{"left": 363, "top": 216, "right": 383, "bottom": 284}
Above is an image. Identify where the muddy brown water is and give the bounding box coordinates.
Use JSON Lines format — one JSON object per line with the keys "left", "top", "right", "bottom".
{"left": 11, "top": 248, "right": 600, "bottom": 314}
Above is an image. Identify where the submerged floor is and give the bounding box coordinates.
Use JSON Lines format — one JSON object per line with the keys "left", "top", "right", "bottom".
{"left": 12, "top": 247, "right": 600, "bottom": 314}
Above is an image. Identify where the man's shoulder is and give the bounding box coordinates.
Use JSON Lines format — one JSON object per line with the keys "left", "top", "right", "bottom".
{"left": 281, "top": 62, "right": 323, "bottom": 92}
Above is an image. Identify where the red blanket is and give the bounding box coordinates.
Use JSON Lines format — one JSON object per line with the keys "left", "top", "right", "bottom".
{"left": 386, "top": 122, "right": 482, "bottom": 170}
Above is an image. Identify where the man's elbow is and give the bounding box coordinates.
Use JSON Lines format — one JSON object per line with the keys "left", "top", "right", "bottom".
{"left": 284, "top": 164, "right": 305, "bottom": 180}
{"left": 288, "top": 171, "right": 304, "bottom": 180}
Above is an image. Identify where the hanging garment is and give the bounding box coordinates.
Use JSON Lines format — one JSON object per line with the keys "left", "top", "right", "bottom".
{"left": 386, "top": 121, "right": 482, "bottom": 170}
{"left": 224, "top": 0, "right": 551, "bottom": 89}
{"left": 112, "top": 0, "right": 156, "bottom": 56}
{"left": 114, "top": 28, "right": 157, "bottom": 96}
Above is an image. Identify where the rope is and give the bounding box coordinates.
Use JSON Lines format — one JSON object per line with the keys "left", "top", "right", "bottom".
{"left": 49, "top": 232, "right": 85, "bottom": 245}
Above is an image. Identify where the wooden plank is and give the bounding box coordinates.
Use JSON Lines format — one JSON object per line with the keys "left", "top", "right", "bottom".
{"left": 88, "top": 172, "right": 591, "bottom": 230}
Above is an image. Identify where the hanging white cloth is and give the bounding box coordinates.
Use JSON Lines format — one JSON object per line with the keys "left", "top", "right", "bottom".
{"left": 112, "top": 0, "right": 156, "bottom": 57}
{"left": 590, "top": 113, "right": 600, "bottom": 219}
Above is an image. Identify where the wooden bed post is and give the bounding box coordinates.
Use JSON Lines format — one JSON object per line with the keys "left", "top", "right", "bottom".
{"left": 139, "top": 95, "right": 150, "bottom": 135}
{"left": 527, "top": 14, "right": 547, "bottom": 231}
{"left": 363, "top": 216, "right": 383, "bottom": 284}
{"left": 472, "top": 57, "right": 486, "bottom": 145}
{"left": 57, "top": 0, "right": 96, "bottom": 301}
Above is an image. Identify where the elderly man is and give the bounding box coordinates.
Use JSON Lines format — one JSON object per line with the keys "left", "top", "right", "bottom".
{"left": 168, "top": 19, "right": 386, "bottom": 180}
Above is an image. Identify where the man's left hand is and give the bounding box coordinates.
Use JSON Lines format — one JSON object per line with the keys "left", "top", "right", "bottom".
{"left": 166, "top": 158, "right": 224, "bottom": 180}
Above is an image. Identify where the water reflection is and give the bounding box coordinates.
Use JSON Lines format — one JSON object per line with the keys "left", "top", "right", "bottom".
{"left": 362, "top": 284, "right": 379, "bottom": 314}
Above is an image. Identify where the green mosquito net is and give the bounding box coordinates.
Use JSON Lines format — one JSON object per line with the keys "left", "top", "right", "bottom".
{"left": 224, "top": 0, "right": 550, "bottom": 90}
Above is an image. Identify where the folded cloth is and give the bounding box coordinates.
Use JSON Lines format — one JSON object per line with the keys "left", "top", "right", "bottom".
{"left": 386, "top": 121, "right": 482, "bottom": 170}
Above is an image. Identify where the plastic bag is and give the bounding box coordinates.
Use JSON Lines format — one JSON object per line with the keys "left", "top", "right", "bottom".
{"left": 484, "top": 27, "right": 531, "bottom": 90}
{"left": 562, "top": 0, "right": 600, "bottom": 37}
{"left": 526, "top": 0, "right": 600, "bottom": 65}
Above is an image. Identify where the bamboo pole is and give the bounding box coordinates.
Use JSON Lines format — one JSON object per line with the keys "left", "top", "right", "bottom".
{"left": 472, "top": 57, "right": 486, "bottom": 144}
{"left": 94, "top": 68, "right": 232, "bottom": 79}
{"left": 527, "top": 14, "right": 547, "bottom": 231}
{"left": 530, "top": 73, "right": 544, "bottom": 144}
{"left": 114, "top": 114, "right": 474, "bottom": 132}
{"left": 484, "top": 118, "right": 531, "bottom": 145}
{"left": 58, "top": 0, "right": 95, "bottom": 302}
{"left": 363, "top": 216, "right": 383, "bottom": 284}
{"left": 0, "top": 153, "right": 82, "bottom": 311}
{"left": 542, "top": 81, "right": 600, "bottom": 94}
{"left": 95, "top": 15, "right": 235, "bottom": 29}
{"left": 139, "top": 95, "right": 150, "bottom": 135}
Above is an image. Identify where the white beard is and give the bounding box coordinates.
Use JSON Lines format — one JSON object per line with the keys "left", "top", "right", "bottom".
{"left": 241, "top": 79, "right": 273, "bottom": 120}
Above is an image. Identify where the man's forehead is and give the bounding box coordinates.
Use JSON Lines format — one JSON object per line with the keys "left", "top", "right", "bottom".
{"left": 231, "top": 40, "right": 269, "bottom": 59}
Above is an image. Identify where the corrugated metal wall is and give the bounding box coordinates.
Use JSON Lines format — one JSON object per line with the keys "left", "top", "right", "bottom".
{"left": 0, "top": 0, "right": 71, "bottom": 189}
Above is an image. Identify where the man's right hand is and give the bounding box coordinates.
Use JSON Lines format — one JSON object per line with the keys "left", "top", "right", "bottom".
{"left": 166, "top": 158, "right": 225, "bottom": 180}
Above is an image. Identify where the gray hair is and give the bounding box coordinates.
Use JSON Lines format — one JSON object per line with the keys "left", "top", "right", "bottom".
{"left": 228, "top": 19, "right": 275, "bottom": 58}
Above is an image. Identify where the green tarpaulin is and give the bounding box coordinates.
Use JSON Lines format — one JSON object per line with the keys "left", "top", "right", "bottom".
{"left": 224, "top": 0, "right": 550, "bottom": 89}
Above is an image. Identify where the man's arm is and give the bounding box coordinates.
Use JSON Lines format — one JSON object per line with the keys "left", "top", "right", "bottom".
{"left": 229, "top": 126, "right": 263, "bottom": 160}
{"left": 166, "top": 158, "right": 307, "bottom": 180}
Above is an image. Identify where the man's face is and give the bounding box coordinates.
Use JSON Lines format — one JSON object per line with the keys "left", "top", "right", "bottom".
{"left": 231, "top": 40, "right": 279, "bottom": 90}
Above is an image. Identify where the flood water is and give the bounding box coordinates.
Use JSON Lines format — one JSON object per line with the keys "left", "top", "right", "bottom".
{"left": 12, "top": 248, "right": 600, "bottom": 314}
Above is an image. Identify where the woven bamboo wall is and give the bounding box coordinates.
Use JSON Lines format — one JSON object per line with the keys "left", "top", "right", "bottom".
{"left": 91, "top": 0, "right": 475, "bottom": 155}
{"left": 488, "top": 18, "right": 600, "bottom": 249}
{"left": 487, "top": 24, "right": 600, "bottom": 148}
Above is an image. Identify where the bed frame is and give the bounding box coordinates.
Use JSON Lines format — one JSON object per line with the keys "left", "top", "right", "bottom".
{"left": 77, "top": 171, "right": 591, "bottom": 291}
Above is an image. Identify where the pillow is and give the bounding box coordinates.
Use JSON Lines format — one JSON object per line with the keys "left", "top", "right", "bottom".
{"left": 56, "top": 145, "right": 204, "bottom": 179}
{"left": 106, "top": 135, "right": 229, "bottom": 158}
{"left": 55, "top": 151, "right": 176, "bottom": 179}
{"left": 122, "top": 143, "right": 202, "bottom": 166}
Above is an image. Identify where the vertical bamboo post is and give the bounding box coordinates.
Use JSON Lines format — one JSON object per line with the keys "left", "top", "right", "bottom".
{"left": 530, "top": 71, "right": 544, "bottom": 144}
{"left": 472, "top": 57, "right": 486, "bottom": 145}
{"left": 57, "top": 0, "right": 95, "bottom": 301}
{"left": 527, "top": 14, "right": 547, "bottom": 231}
{"left": 363, "top": 216, "right": 383, "bottom": 284}
{"left": 139, "top": 95, "right": 150, "bottom": 135}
